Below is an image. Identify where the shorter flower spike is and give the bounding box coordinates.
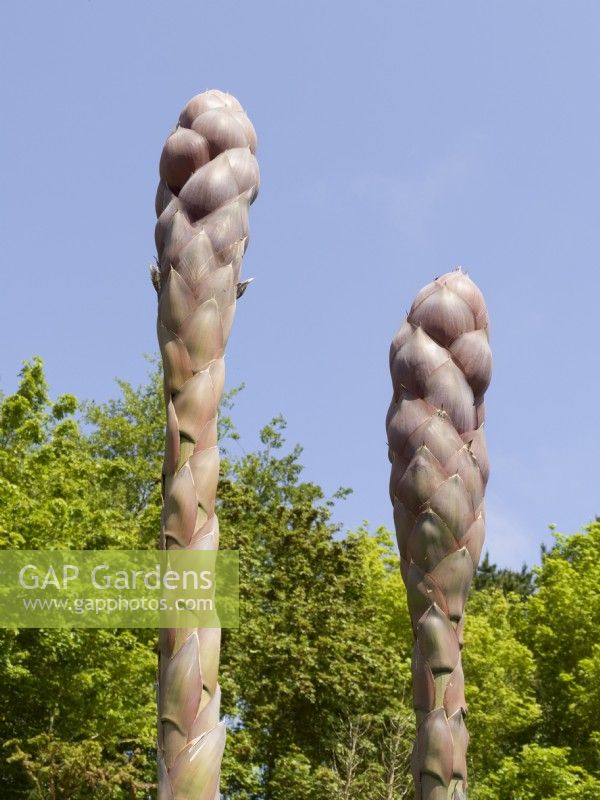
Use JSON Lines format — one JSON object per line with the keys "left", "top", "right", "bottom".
{"left": 386, "top": 268, "right": 491, "bottom": 799}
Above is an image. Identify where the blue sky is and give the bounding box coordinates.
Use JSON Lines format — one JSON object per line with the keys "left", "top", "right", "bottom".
{"left": 1, "top": 1, "right": 598, "bottom": 568}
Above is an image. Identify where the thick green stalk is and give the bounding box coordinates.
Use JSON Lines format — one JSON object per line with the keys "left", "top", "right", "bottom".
{"left": 386, "top": 269, "right": 491, "bottom": 800}
{"left": 154, "top": 90, "right": 259, "bottom": 800}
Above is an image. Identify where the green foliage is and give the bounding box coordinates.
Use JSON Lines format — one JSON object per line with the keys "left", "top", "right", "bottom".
{"left": 472, "top": 551, "right": 535, "bottom": 597}
{"left": 217, "top": 416, "right": 414, "bottom": 797}
{"left": 0, "top": 358, "right": 599, "bottom": 798}
{"left": 520, "top": 522, "right": 600, "bottom": 772}
{"left": 472, "top": 744, "right": 600, "bottom": 800}
{"left": 464, "top": 590, "right": 541, "bottom": 781}
{"left": 0, "top": 360, "right": 159, "bottom": 798}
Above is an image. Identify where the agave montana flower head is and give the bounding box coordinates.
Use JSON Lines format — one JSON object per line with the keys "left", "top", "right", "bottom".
{"left": 154, "top": 90, "right": 259, "bottom": 800}
{"left": 386, "top": 268, "right": 491, "bottom": 800}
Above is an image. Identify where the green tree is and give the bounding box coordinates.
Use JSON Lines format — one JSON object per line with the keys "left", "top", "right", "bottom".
{"left": 464, "top": 589, "right": 541, "bottom": 782}
{"left": 472, "top": 552, "right": 534, "bottom": 597}
{"left": 0, "top": 359, "right": 159, "bottom": 798}
{"left": 0, "top": 360, "right": 417, "bottom": 798}
{"left": 520, "top": 523, "right": 600, "bottom": 772}
{"left": 217, "top": 418, "right": 415, "bottom": 797}
{"left": 472, "top": 744, "right": 600, "bottom": 800}
{"left": 2, "top": 358, "right": 599, "bottom": 799}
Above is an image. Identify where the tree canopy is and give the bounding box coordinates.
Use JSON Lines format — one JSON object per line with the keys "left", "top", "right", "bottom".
{"left": 0, "top": 358, "right": 598, "bottom": 798}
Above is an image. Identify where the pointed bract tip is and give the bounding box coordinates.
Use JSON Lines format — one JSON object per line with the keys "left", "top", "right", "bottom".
{"left": 150, "top": 263, "right": 161, "bottom": 294}
{"left": 236, "top": 278, "right": 254, "bottom": 299}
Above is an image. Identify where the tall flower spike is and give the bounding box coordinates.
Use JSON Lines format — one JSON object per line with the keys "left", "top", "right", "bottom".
{"left": 386, "top": 268, "right": 491, "bottom": 800}
{"left": 155, "top": 90, "right": 259, "bottom": 800}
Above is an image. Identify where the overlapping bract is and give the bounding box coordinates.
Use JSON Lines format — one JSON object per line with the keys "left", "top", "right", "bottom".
{"left": 155, "top": 90, "right": 259, "bottom": 800}
{"left": 386, "top": 269, "right": 491, "bottom": 800}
